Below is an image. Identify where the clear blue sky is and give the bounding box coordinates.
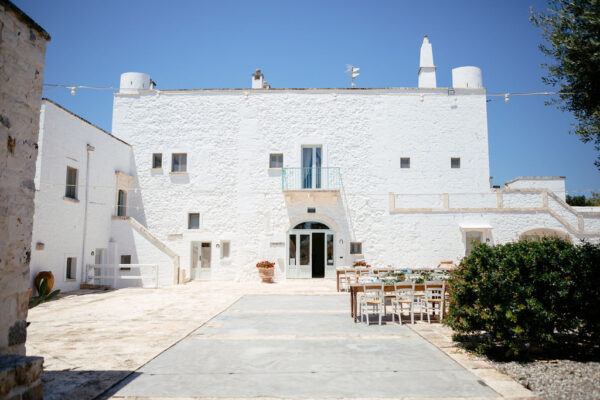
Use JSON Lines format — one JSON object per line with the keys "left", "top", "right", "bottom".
{"left": 15, "top": 0, "right": 599, "bottom": 194}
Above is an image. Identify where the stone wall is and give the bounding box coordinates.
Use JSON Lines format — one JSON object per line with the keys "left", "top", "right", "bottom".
{"left": 0, "top": 0, "right": 49, "bottom": 355}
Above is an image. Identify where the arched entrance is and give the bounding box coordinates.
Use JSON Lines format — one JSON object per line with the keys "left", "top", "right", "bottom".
{"left": 287, "top": 221, "right": 335, "bottom": 278}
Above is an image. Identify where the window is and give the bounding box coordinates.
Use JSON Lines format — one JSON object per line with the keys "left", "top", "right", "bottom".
{"left": 66, "top": 257, "right": 76, "bottom": 280}
{"left": 220, "top": 241, "right": 230, "bottom": 259}
{"left": 269, "top": 153, "right": 283, "bottom": 168}
{"left": 65, "top": 166, "right": 78, "bottom": 199}
{"left": 188, "top": 213, "right": 200, "bottom": 229}
{"left": 120, "top": 255, "right": 131, "bottom": 264}
{"left": 152, "top": 153, "right": 162, "bottom": 169}
{"left": 400, "top": 157, "right": 410, "bottom": 169}
{"left": 350, "top": 242, "right": 362, "bottom": 255}
{"left": 172, "top": 153, "right": 187, "bottom": 172}
{"left": 465, "top": 231, "right": 483, "bottom": 256}
{"left": 451, "top": 157, "right": 461, "bottom": 169}
{"left": 117, "top": 190, "right": 127, "bottom": 217}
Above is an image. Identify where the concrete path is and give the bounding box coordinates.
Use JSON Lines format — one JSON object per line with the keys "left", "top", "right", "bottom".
{"left": 110, "top": 295, "right": 498, "bottom": 399}
{"left": 26, "top": 280, "right": 335, "bottom": 400}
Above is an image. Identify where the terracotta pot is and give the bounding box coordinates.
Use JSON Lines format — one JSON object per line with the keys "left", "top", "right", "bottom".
{"left": 258, "top": 267, "right": 274, "bottom": 283}
{"left": 34, "top": 271, "right": 54, "bottom": 295}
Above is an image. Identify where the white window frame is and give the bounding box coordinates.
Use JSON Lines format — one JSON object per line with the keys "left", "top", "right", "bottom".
{"left": 152, "top": 153, "right": 163, "bottom": 169}
{"left": 350, "top": 242, "right": 362, "bottom": 255}
{"left": 65, "top": 166, "right": 78, "bottom": 200}
{"left": 220, "top": 240, "right": 231, "bottom": 259}
{"left": 65, "top": 256, "right": 77, "bottom": 281}
{"left": 188, "top": 213, "right": 200, "bottom": 229}
{"left": 269, "top": 153, "right": 283, "bottom": 169}
{"left": 171, "top": 153, "right": 188, "bottom": 173}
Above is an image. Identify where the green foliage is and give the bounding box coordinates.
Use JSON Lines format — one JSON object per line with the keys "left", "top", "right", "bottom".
{"left": 29, "top": 278, "right": 61, "bottom": 309}
{"left": 566, "top": 192, "right": 600, "bottom": 206}
{"left": 531, "top": 0, "right": 600, "bottom": 169}
{"left": 445, "top": 238, "right": 600, "bottom": 358}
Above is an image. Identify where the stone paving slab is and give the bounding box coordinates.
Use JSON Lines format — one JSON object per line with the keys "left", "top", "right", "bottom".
{"left": 111, "top": 295, "right": 498, "bottom": 399}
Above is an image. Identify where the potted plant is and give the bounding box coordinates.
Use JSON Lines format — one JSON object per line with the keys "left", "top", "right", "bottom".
{"left": 256, "top": 261, "right": 275, "bottom": 283}
{"left": 352, "top": 260, "right": 371, "bottom": 268}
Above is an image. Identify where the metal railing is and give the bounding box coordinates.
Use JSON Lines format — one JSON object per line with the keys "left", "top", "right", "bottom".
{"left": 281, "top": 167, "right": 341, "bottom": 191}
{"left": 86, "top": 264, "right": 159, "bottom": 289}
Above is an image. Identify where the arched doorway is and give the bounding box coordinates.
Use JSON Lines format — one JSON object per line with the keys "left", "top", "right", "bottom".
{"left": 287, "top": 221, "right": 335, "bottom": 278}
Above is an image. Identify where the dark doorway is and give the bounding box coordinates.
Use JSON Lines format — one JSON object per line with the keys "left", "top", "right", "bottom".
{"left": 312, "top": 233, "right": 325, "bottom": 278}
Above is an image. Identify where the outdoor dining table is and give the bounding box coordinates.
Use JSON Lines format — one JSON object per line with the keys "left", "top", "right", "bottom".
{"left": 349, "top": 282, "right": 449, "bottom": 323}
{"left": 335, "top": 267, "right": 396, "bottom": 291}
{"left": 336, "top": 266, "right": 453, "bottom": 292}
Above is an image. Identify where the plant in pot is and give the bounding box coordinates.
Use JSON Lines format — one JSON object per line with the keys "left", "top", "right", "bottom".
{"left": 29, "top": 278, "right": 60, "bottom": 309}
{"left": 256, "top": 261, "right": 275, "bottom": 283}
{"left": 352, "top": 260, "right": 371, "bottom": 268}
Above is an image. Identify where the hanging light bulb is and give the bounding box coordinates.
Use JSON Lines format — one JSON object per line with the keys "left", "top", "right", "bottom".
{"left": 504, "top": 93, "right": 510, "bottom": 103}
{"left": 70, "top": 87, "right": 76, "bottom": 96}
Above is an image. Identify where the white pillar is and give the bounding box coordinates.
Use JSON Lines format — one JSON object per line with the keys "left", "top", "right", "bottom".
{"left": 418, "top": 36, "right": 437, "bottom": 88}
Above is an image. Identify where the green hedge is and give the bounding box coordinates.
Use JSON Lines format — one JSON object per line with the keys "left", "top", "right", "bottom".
{"left": 445, "top": 238, "right": 600, "bottom": 357}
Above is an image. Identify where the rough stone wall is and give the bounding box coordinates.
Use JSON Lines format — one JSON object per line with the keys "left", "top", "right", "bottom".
{"left": 0, "top": 1, "right": 48, "bottom": 355}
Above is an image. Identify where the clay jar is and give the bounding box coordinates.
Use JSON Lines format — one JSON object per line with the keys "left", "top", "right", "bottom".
{"left": 34, "top": 271, "right": 55, "bottom": 295}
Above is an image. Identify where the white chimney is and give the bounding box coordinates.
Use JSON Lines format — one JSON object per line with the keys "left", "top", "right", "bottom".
{"left": 418, "top": 36, "right": 437, "bottom": 88}
{"left": 252, "top": 69, "right": 264, "bottom": 89}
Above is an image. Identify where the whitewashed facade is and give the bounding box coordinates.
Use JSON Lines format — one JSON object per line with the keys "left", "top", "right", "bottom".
{"left": 32, "top": 38, "right": 600, "bottom": 290}
{"left": 30, "top": 100, "right": 177, "bottom": 292}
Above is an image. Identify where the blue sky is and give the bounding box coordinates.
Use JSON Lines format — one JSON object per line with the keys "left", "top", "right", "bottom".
{"left": 15, "top": 0, "right": 599, "bottom": 193}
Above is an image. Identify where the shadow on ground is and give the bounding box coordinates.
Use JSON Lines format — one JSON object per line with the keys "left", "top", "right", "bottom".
{"left": 42, "top": 370, "right": 138, "bottom": 400}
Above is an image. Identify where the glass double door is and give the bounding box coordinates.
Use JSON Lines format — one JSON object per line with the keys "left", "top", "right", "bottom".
{"left": 288, "top": 231, "right": 334, "bottom": 278}
{"left": 191, "top": 242, "right": 211, "bottom": 280}
{"left": 302, "top": 146, "right": 322, "bottom": 189}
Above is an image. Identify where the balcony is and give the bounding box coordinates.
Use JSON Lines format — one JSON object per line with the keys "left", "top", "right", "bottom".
{"left": 281, "top": 167, "right": 341, "bottom": 202}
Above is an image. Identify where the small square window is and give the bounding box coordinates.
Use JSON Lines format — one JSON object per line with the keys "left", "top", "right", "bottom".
{"left": 172, "top": 153, "right": 187, "bottom": 172}
{"left": 66, "top": 257, "right": 77, "bottom": 280}
{"left": 152, "top": 153, "right": 162, "bottom": 168}
{"left": 451, "top": 157, "right": 461, "bottom": 169}
{"left": 65, "top": 166, "right": 78, "bottom": 199}
{"left": 220, "top": 241, "right": 230, "bottom": 259}
{"left": 269, "top": 153, "right": 283, "bottom": 169}
{"left": 350, "top": 242, "right": 362, "bottom": 255}
{"left": 120, "top": 255, "right": 131, "bottom": 264}
{"left": 400, "top": 157, "right": 410, "bottom": 169}
{"left": 188, "top": 213, "right": 200, "bottom": 229}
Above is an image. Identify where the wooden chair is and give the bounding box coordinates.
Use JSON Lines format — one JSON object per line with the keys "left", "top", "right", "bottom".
{"left": 359, "top": 284, "right": 384, "bottom": 325}
{"left": 423, "top": 281, "right": 445, "bottom": 323}
{"left": 391, "top": 282, "right": 415, "bottom": 325}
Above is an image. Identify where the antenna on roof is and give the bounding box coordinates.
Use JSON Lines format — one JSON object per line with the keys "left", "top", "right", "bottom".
{"left": 345, "top": 65, "right": 360, "bottom": 88}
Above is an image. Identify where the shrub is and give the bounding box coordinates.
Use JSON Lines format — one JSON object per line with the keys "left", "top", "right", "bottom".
{"left": 445, "top": 238, "right": 600, "bottom": 357}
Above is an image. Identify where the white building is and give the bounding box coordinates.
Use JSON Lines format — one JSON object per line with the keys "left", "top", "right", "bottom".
{"left": 31, "top": 37, "right": 600, "bottom": 291}
{"left": 30, "top": 100, "right": 177, "bottom": 292}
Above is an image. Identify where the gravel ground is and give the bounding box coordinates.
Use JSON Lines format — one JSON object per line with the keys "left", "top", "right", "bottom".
{"left": 490, "top": 359, "right": 600, "bottom": 400}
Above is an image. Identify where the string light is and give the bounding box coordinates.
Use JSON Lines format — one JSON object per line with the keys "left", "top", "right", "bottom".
{"left": 42, "top": 82, "right": 578, "bottom": 102}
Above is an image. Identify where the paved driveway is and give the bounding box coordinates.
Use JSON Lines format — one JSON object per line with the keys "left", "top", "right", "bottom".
{"left": 111, "top": 295, "right": 498, "bottom": 399}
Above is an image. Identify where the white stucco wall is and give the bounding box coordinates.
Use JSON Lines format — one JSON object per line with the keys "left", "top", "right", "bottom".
{"left": 110, "top": 88, "right": 493, "bottom": 279}
{"left": 109, "top": 218, "right": 176, "bottom": 287}
{"left": 30, "top": 100, "right": 133, "bottom": 292}
{"left": 505, "top": 177, "right": 566, "bottom": 200}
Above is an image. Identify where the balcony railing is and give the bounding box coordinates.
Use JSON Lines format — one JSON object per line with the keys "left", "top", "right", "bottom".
{"left": 282, "top": 167, "right": 341, "bottom": 191}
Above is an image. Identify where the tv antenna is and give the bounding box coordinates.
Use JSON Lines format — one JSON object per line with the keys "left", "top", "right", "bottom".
{"left": 345, "top": 65, "right": 360, "bottom": 88}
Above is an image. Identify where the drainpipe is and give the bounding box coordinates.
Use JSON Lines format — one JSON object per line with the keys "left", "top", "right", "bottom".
{"left": 81, "top": 144, "right": 95, "bottom": 283}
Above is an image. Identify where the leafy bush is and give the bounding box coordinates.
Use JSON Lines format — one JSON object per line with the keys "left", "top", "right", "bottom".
{"left": 445, "top": 238, "right": 600, "bottom": 358}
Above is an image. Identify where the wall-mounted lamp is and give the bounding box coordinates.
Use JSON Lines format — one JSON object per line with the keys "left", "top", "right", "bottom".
{"left": 216, "top": 243, "right": 220, "bottom": 248}
{"left": 338, "top": 239, "right": 344, "bottom": 245}
{"left": 90, "top": 250, "right": 95, "bottom": 256}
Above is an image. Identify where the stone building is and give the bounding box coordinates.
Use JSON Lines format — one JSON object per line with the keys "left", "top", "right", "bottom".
{"left": 0, "top": 0, "right": 48, "bottom": 398}
{"left": 32, "top": 37, "right": 600, "bottom": 291}
{"left": 0, "top": 0, "right": 49, "bottom": 356}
